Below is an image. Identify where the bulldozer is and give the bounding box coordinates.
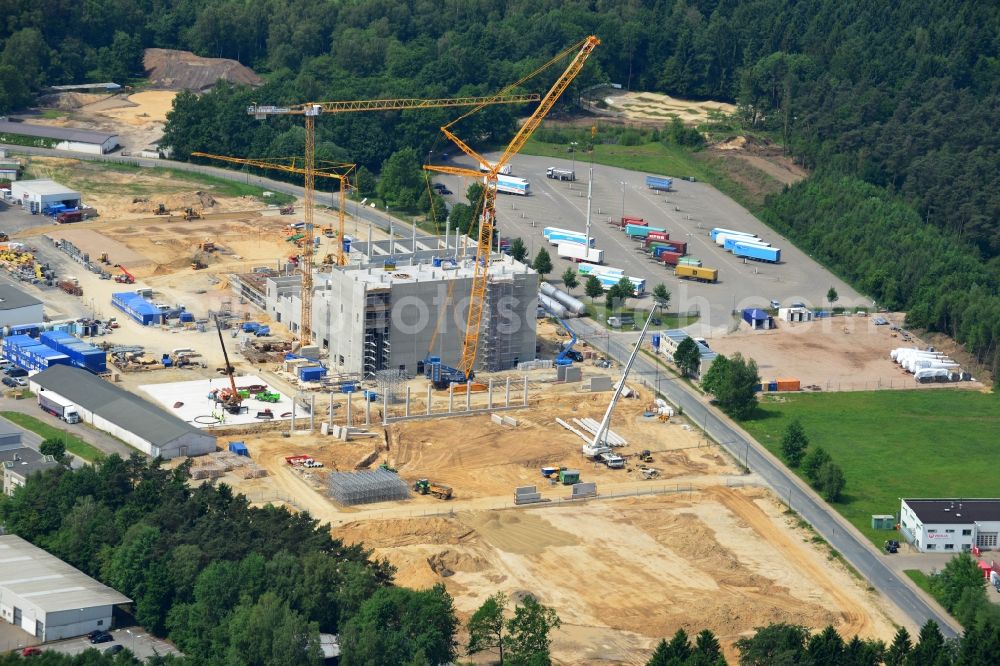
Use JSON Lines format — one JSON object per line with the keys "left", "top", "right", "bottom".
{"left": 183, "top": 207, "right": 202, "bottom": 220}
{"left": 279, "top": 204, "right": 295, "bottom": 215}
{"left": 413, "top": 479, "right": 453, "bottom": 500}
{"left": 637, "top": 450, "right": 654, "bottom": 463}
{"left": 154, "top": 203, "right": 168, "bottom": 215}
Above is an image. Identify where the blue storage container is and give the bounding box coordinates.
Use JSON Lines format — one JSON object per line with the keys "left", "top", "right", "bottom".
{"left": 228, "top": 442, "right": 249, "bottom": 456}
{"left": 179, "top": 312, "right": 195, "bottom": 323}
{"left": 242, "top": 322, "right": 260, "bottom": 332}
{"left": 768, "top": 381, "right": 778, "bottom": 392}
{"left": 651, "top": 334, "right": 661, "bottom": 349}
{"left": 299, "top": 365, "right": 327, "bottom": 382}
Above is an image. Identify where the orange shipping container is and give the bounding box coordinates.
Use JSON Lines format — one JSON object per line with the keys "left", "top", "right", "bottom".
{"left": 775, "top": 378, "right": 800, "bottom": 391}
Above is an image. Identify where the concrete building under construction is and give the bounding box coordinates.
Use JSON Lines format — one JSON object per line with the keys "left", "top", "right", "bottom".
{"left": 263, "top": 255, "right": 538, "bottom": 378}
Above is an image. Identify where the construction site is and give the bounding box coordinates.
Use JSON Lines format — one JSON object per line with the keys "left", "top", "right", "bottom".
{"left": 0, "top": 37, "right": 916, "bottom": 663}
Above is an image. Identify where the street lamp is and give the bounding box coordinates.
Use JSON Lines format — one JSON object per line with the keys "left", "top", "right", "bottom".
{"left": 620, "top": 181, "right": 627, "bottom": 221}
{"left": 570, "top": 141, "right": 578, "bottom": 176}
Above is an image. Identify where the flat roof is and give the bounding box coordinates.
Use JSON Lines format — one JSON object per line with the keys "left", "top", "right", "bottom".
{"left": 2, "top": 449, "right": 60, "bottom": 479}
{"left": 0, "top": 284, "right": 43, "bottom": 310}
{"left": 12, "top": 179, "right": 80, "bottom": 198}
{"left": 904, "top": 499, "right": 1000, "bottom": 524}
{"left": 0, "top": 535, "right": 131, "bottom": 613}
{"left": 328, "top": 255, "right": 534, "bottom": 288}
{"left": 47, "top": 83, "right": 121, "bottom": 92}
{"left": 0, "top": 120, "right": 117, "bottom": 145}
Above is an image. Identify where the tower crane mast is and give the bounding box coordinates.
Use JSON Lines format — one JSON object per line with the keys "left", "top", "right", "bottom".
{"left": 425, "top": 36, "right": 600, "bottom": 381}
{"left": 243, "top": 93, "right": 541, "bottom": 349}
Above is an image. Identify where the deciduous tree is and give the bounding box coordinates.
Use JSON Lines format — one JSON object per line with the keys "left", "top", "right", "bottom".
{"left": 779, "top": 420, "right": 809, "bottom": 468}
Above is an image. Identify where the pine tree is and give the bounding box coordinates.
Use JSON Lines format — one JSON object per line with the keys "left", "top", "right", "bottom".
{"left": 885, "top": 626, "right": 912, "bottom": 666}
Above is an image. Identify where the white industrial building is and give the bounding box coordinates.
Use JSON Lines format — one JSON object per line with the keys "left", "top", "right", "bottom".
{"left": 10, "top": 179, "right": 81, "bottom": 214}
{"left": 1, "top": 421, "right": 61, "bottom": 496}
{"left": 263, "top": 254, "right": 538, "bottom": 377}
{"left": 0, "top": 120, "right": 118, "bottom": 155}
{"left": 0, "top": 534, "right": 131, "bottom": 641}
{"left": 0, "top": 284, "right": 44, "bottom": 327}
{"left": 0, "top": 158, "right": 19, "bottom": 181}
{"left": 29, "top": 365, "right": 217, "bottom": 459}
{"left": 900, "top": 499, "right": 1000, "bottom": 552}
{"left": 656, "top": 329, "right": 717, "bottom": 378}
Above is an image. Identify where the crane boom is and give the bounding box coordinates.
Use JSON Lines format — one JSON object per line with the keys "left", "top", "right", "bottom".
{"left": 246, "top": 93, "right": 539, "bottom": 351}
{"left": 190, "top": 151, "right": 356, "bottom": 311}
{"left": 426, "top": 36, "right": 600, "bottom": 380}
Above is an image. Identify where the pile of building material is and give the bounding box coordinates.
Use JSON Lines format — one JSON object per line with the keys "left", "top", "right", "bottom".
{"left": 327, "top": 469, "right": 410, "bottom": 505}
{"left": 190, "top": 451, "right": 267, "bottom": 479}
{"left": 556, "top": 417, "right": 627, "bottom": 447}
{"left": 890, "top": 347, "right": 969, "bottom": 383}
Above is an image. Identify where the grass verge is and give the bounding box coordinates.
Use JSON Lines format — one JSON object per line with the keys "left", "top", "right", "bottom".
{"left": 740, "top": 390, "right": 1000, "bottom": 547}
{"left": 0, "top": 412, "right": 105, "bottom": 463}
{"left": 904, "top": 569, "right": 935, "bottom": 596}
{"left": 583, "top": 302, "right": 698, "bottom": 331}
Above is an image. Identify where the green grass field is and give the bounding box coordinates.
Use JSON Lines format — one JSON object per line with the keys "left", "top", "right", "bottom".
{"left": 0, "top": 412, "right": 105, "bottom": 463}
{"left": 740, "top": 390, "right": 1000, "bottom": 546}
{"left": 583, "top": 302, "right": 698, "bottom": 331}
{"left": 905, "top": 569, "right": 935, "bottom": 595}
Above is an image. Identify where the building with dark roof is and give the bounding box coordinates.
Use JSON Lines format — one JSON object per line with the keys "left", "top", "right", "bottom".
{"left": 0, "top": 120, "right": 119, "bottom": 154}
{"left": 29, "top": 365, "right": 216, "bottom": 459}
{"left": 2, "top": 447, "right": 60, "bottom": 496}
{"left": 900, "top": 499, "right": 1000, "bottom": 553}
{"left": 0, "top": 284, "right": 44, "bottom": 327}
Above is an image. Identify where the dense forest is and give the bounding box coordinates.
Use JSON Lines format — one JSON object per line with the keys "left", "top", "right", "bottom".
{"left": 1, "top": 0, "right": 999, "bottom": 373}
{"left": 3, "top": 457, "right": 1000, "bottom": 665}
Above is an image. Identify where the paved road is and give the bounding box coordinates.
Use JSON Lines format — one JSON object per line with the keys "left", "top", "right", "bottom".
{"left": 0, "top": 397, "right": 135, "bottom": 460}
{"left": 576, "top": 319, "right": 962, "bottom": 638}
{"left": 2, "top": 144, "right": 400, "bottom": 235}
{"left": 41, "top": 627, "right": 181, "bottom": 660}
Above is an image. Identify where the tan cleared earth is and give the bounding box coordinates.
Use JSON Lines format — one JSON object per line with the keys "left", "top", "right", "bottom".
{"left": 602, "top": 91, "right": 736, "bottom": 125}
{"left": 207, "top": 379, "right": 905, "bottom": 665}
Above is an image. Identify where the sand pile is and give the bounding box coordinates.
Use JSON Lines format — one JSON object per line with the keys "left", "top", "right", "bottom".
{"left": 144, "top": 48, "right": 264, "bottom": 92}
{"left": 459, "top": 510, "right": 578, "bottom": 555}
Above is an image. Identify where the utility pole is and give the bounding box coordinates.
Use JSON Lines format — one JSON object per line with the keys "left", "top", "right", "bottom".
{"left": 585, "top": 166, "right": 593, "bottom": 249}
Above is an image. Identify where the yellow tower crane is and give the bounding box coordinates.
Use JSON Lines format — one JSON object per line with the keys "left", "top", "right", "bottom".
{"left": 242, "top": 93, "right": 541, "bottom": 348}
{"left": 424, "top": 36, "right": 600, "bottom": 381}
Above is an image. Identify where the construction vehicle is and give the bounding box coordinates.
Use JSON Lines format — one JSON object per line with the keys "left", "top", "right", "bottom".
{"left": 279, "top": 204, "right": 295, "bottom": 215}
{"left": 57, "top": 280, "right": 83, "bottom": 296}
{"left": 323, "top": 226, "right": 335, "bottom": 238}
{"left": 581, "top": 306, "right": 658, "bottom": 458}
{"left": 239, "top": 93, "right": 538, "bottom": 348}
{"left": 199, "top": 239, "right": 216, "bottom": 252}
{"left": 423, "top": 36, "right": 599, "bottom": 387}
{"left": 637, "top": 450, "right": 653, "bottom": 463}
{"left": 256, "top": 391, "right": 280, "bottom": 403}
{"left": 0, "top": 232, "right": 8, "bottom": 242}
{"left": 99, "top": 252, "right": 110, "bottom": 264}
{"left": 379, "top": 461, "right": 397, "bottom": 473}
{"left": 211, "top": 313, "right": 244, "bottom": 414}
{"left": 182, "top": 207, "right": 202, "bottom": 220}
{"left": 191, "top": 256, "right": 206, "bottom": 270}
{"left": 113, "top": 265, "right": 135, "bottom": 284}
{"left": 154, "top": 203, "right": 168, "bottom": 215}
{"left": 413, "top": 479, "right": 453, "bottom": 500}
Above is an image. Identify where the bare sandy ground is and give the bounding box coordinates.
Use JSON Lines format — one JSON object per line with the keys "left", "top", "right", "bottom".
{"left": 602, "top": 91, "right": 736, "bottom": 125}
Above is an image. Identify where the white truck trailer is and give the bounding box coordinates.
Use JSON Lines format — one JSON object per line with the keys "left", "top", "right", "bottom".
{"left": 38, "top": 391, "right": 80, "bottom": 424}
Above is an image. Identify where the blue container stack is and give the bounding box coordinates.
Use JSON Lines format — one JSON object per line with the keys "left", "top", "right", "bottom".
{"left": 2, "top": 335, "right": 71, "bottom": 372}
{"left": 37, "top": 331, "right": 108, "bottom": 373}
{"left": 179, "top": 312, "right": 195, "bottom": 323}
{"left": 112, "top": 292, "right": 164, "bottom": 326}
{"left": 299, "top": 365, "right": 327, "bottom": 382}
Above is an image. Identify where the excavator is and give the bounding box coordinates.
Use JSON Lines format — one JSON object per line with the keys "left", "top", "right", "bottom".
{"left": 210, "top": 314, "right": 245, "bottom": 414}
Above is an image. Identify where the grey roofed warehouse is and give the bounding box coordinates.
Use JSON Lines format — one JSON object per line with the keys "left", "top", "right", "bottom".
{"left": 0, "top": 120, "right": 119, "bottom": 154}
{"left": 29, "top": 365, "right": 216, "bottom": 459}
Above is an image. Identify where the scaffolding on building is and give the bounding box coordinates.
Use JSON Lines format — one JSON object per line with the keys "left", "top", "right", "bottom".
{"left": 480, "top": 275, "right": 524, "bottom": 371}
{"left": 327, "top": 469, "right": 410, "bottom": 505}
{"left": 362, "top": 289, "right": 391, "bottom": 377}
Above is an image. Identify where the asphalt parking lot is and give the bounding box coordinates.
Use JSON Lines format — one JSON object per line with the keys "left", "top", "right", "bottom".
{"left": 39, "top": 627, "right": 181, "bottom": 660}
{"left": 435, "top": 153, "right": 864, "bottom": 334}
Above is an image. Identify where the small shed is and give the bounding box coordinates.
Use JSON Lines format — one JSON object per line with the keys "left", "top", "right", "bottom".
{"left": 779, "top": 306, "right": 814, "bottom": 323}
{"left": 742, "top": 308, "right": 774, "bottom": 330}
{"left": 871, "top": 514, "right": 896, "bottom": 530}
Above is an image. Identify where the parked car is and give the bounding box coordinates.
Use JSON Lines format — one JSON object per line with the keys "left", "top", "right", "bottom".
{"left": 21, "top": 647, "right": 42, "bottom": 656}
{"left": 103, "top": 645, "right": 124, "bottom": 655}
{"left": 14, "top": 377, "right": 27, "bottom": 387}
{"left": 6, "top": 367, "right": 26, "bottom": 377}
{"left": 89, "top": 631, "right": 114, "bottom": 644}
{"left": 438, "top": 188, "right": 452, "bottom": 195}
{"left": 2, "top": 377, "right": 17, "bottom": 388}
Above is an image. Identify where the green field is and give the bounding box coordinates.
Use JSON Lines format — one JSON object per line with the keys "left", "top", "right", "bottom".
{"left": 905, "top": 569, "right": 935, "bottom": 595}
{"left": 0, "top": 412, "right": 105, "bottom": 463}
{"left": 740, "top": 390, "right": 1000, "bottom": 546}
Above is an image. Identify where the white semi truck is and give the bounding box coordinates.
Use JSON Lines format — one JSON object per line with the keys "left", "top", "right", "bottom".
{"left": 38, "top": 392, "right": 80, "bottom": 424}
